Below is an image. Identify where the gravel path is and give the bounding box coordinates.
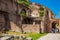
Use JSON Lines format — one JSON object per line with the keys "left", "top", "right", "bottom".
{"left": 38, "top": 33, "right": 60, "bottom": 40}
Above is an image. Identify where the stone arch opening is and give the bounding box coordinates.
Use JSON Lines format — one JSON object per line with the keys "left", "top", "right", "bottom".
{"left": 20, "top": 9, "right": 26, "bottom": 16}
{"left": 21, "top": 9, "right": 26, "bottom": 13}
{"left": 52, "top": 22, "right": 56, "bottom": 29}
{"left": 52, "top": 21, "right": 59, "bottom": 33}
{"left": 0, "top": 11, "right": 10, "bottom": 31}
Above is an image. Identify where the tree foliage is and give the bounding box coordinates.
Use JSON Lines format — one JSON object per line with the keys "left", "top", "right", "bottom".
{"left": 16, "top": 0, "right": 30, "bottom": 8}
{"left": 39, "top": 10, "right": 44, "bottom": 17}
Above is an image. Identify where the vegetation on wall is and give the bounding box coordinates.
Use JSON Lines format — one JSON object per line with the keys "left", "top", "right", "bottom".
{"left": 18, "top": 11, "right": 26, "bottom": 16}
{"left": 39, "top": 10, "right": 44, "bottom": 17}
{"left": 20, "top": 10, "right": 26, "bottom": 16}
{"left": 16, "top": 0, "right": 30, "bottom": 8}
{"left": 18, "top": 9, "right": 26, "bottom": 16}
{"left": 16, "top": 0, "right": 30, "bottom": 16}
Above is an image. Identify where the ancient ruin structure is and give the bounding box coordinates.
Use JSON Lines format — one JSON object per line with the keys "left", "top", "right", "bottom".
{"left": 0, "top": 0, "right": 60, "bottom": 33}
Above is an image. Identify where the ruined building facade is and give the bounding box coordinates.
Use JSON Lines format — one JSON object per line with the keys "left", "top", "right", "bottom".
{"left": 0, "top": 0, "right": 60, "bottom": 33}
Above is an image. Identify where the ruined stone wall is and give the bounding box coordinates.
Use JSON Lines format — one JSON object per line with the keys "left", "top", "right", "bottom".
{"left": 0, "top": 0, "right": 17, "bottom": 14}
{"left": 43, "top": 8, "right": 52, "bottom": 32}
{"left": 0, "top": 0, "right": 22, "bottom": 32}
{"left": 9, "top": 14, "right": 21, "bottom": 32}
{"left": 22, "top": 24, "right": 40, "bottom": 33}
{"left": 0, "top": 0, "right": 56, "bottom": 33}
{"left": 0, "top": 14, "right": 5, "bottom": 31}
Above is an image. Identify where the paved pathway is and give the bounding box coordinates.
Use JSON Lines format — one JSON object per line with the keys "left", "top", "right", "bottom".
{"left": 38, "top": 33, "right": 60, "bottom": 40}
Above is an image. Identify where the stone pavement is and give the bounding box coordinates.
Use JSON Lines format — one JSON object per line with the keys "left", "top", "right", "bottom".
{"left": 38, "top": 33, "right": 60, "bottom": 40}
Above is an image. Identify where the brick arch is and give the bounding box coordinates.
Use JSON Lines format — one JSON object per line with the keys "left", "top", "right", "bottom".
{"left": 21, "top": 9, "right": 26, "bottom": 13}
{"left": 52, "top": 21, "right": 59, "bottom": 28}
{"left": 51, "top": 20, "right": 59, "bottom": 32}
{"left": 52, "top": 21, "right": 57, "bottom": 29}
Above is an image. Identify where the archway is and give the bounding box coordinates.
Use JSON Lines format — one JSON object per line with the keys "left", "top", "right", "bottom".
{"left": 20, "top": 9, "right": 26, "bottom": 16}
{"left": 52, "top": 22, "right": 56, "bottom": 29}
{"left": 0, "top": 14, "right": 5, "bottom": 31}
{"left": 0, "top": 11, "right": 10, "bottom": 31}
{"left": 52, "top": 21, "right": 59, "bottom": 33}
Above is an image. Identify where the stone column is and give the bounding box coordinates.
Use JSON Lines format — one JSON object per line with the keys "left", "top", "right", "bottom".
{"left": 41, "top": 7, "right": 46, "bottom": 33}
{"left": 49, "top": 10, "right": 51, "bottom": 20}
{"left": 41, "top": 21, "right": 44, "bottom": 33}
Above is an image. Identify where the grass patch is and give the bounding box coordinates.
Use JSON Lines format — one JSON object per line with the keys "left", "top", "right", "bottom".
{"left": 27, "top": 33, "right": 47, "bottom": 40}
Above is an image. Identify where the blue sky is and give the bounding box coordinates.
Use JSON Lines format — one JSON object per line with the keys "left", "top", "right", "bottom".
{"left": 29, "top": 0, "right": 60, "bottom": 19}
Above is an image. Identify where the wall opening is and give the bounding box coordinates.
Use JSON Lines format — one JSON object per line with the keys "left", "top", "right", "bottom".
{"left": 52, "top": 22, "right": 59, "bottom": 33}
{"left": 0, "top": 11, "right": 10, "bottom": 31}
{"left": 52, "top": 22, "right": 56, "bottom": 29}
{"left": 22, "top": 17, "right": 33, "bottom": 24}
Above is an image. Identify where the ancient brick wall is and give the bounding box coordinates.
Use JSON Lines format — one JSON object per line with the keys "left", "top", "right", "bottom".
{"left": 0, "top": 0, "right": 22, "bottom": 32}
{"left": 0, "top": 0, "right": 17, "bottom": 14}
{"left": 0, "top": 0, "right": 56, "bottom": 33}
{"left": 22, "top": 24, "right": 40, "bottom": 33}
{"left": 9, "top": 14, "right": 21, "bottom": 32}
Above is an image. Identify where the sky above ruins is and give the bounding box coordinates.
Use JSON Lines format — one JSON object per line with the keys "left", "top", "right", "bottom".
{"left": 30, "top": 0, "right": 60, "bottom": 19}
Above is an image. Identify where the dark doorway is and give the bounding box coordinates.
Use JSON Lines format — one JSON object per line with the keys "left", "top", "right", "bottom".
{"left": 52, "top": 22, "right": 56, "bottom": 29}
{"left": 22, "top": 17, "right": 33, "bottom": 24}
